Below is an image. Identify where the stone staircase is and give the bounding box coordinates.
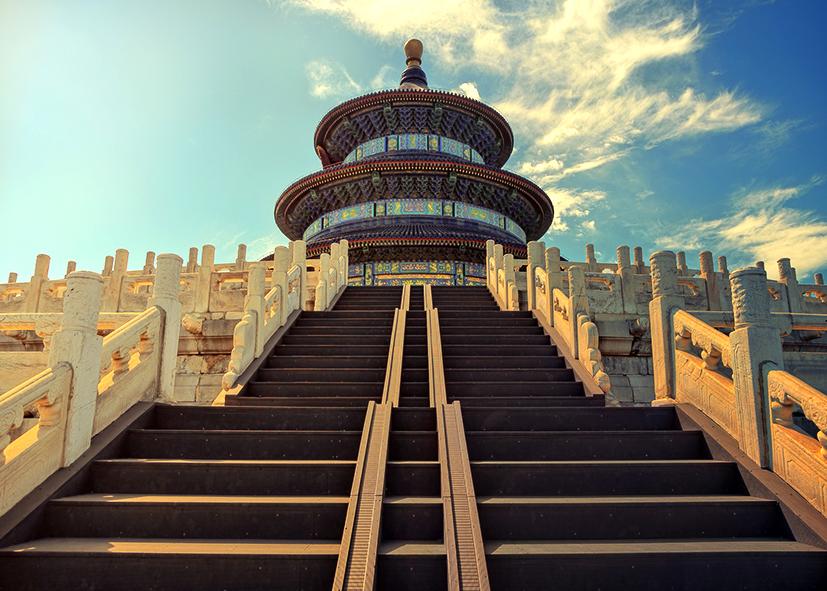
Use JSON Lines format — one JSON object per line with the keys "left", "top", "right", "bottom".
{"left": 432, "top": 285, "right": 827, "bottom": 590}
{"left": 1, "top": 285, "right": 826, "bottom": 590}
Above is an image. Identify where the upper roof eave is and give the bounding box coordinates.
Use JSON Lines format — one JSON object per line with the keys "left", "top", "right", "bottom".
{"left": 313, "top": 88, "right": 515, "bottom": 168}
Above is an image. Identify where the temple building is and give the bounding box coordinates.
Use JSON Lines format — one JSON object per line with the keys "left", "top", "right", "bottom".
{"left": 274, "top": 39, "right": 553, "bottom": 286}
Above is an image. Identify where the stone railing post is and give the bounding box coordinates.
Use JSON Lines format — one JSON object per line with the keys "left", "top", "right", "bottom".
{"left": 292, "top": 240, "right": 307, "bottom": 304}
{"left": 315, "top": 252, "right": 330, "bottom": 311}
{"left": 503, "top": 253, "right": 517, "bottom": 310}
{"left": 485, "top": 240, "right": 495, "bottom": 287}
{"left": 633, "top": 246, "right": 645, "bottom": 275}
{"left": 526, "top": 241, "right": 545, "bottom": 311}
{"left": 568, "top": 266, "right": 589, "bottom": 357}
{"left": 815, "top": 273, "right": 824, "bottom": 285}
{"left": 699, "top": 251, "right": 720, "bottom": 311}
{"left": 245, "top": 263, "right": 266, "bottom": 357}
{"left": 617, "top": 245, "right": 636, "bottom": 314}
{"left": 8, "top": 272, "right": 18, "bottom": 283}
{"left": 25, "top": 254, "right": 50, "bottom": 312}
{"left": 718, "top": 256, "right": 729, "bottom": 280}
{"left": 494, "top": 244, "right": 505, "bottom": 307}
{"left": 272, "top": 246, "right": 290, "bottom": 323}
{"left": 148, "top": 254, "right": 183, "bottom": 401}
{"left": 718, "top": 256, "right": 732, "bottom": 311}
{"left": 65, "top": 261, "right": 77, "bottom": 277}
{"left": 545, "top": 247, "right": 563, "bottom": 292}
{"left": 49, "top": 271, "right": 104, "bottom": 466}
{"left": 585, "top": 244, "right": 598, "bottom": 272}
{"left": 649, "top": 251, "right": 683, "bottom": 405}
{"left": 101, "top": 249, "right": 128, "bottom": 312}
{"left": 330, "top": 243, "right": 340, "bottom": 296}
{"left": 340, "top": 239, "right": 349, "bottom": 289}
{"left": 235, "top": 244, "right": 247, "bottom": 271}
{"left": 778, "top": 258, "right": 803, "bottom": 314}
{"left": 194, "top": 245, "right": 215, "bottom": 313}
{"left": 143, "top": 251, "right": 156, "bottom": 275}
{"left": 729, "top": 267, "right": 784, "bottom": 468}
{"left": 102, "top": 255, "right": 114, "bottom": 278}
{"left": 676, "top": 251, "right": 689, "bottom": 277}
{"left": 186, "top": 247, "right": 199, "bottom": 273}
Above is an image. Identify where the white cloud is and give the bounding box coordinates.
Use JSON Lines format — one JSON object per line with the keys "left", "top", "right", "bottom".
{"left": 656, "top": 178, "right": 827, "bottom": 278}
{"left": 306, "top": 60, "right": 361, "bottom": 99}
{"left": 542, "top": 187, "right": 606, "bottom": 234}
{"left": 287, "top": 0, "right": 765, "bottom": 181}
{"left": 457, "top": 82, "right": 481, "bottom": 101}
{"left": 370, "top": 65, "right": 396, "bottom": 90}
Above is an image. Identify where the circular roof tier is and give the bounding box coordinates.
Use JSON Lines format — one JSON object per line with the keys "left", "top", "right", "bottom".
{"left": 275, "top": 156, "right": 553, "bottom": 243}
{"left": 313, "top": 88, "right": 514, "bottom": 169}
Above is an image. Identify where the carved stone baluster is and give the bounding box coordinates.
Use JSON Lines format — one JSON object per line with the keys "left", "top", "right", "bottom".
{"left": 729, "top": 267, "right": 784, "bottom": 468}
{"left": 650, "top": 251, "right": 683, "bottom": 405}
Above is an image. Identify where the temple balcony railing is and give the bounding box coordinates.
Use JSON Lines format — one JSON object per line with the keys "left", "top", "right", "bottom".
{"left": 647, "top": 253, "right": 827, "bottom": 519}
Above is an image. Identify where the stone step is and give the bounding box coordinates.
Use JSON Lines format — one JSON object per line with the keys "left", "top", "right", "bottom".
{"left": 0, "top": 538, "right": 340, "bottom": 591}
{"left": 45, "top": 494, "right": 349, "bottom": 539}
{"left": 281, "top": 334, "right": 391, "bottom": 346}
{"left": 153, "top": 405, "right": 369, "bottom": 431}
{"left": 256, "top": 367, "right": 387, "bottom": 382}
{"left": 483, "top": 539, "right": 827, "bottom": 591}
{"left": 443, "top": 356, "right": 565, "bottom": 369}
{"left": 246, "top": 381, "right": 384, "bottom": 398}
{"left": 445, "top": 367, "right": 575, "bottom": 382}
{"left": 303, "top": 311, "right": 395, "bottom": 319}
{"left": 296, "top": 318, "right": 394, "bottom": 326}
{"left": 90, "top": 459, "right": 355, "bottom": 496}
{"left": 124, "top": 429, "right": 362, "bottom": 460}
{"left": 265, "top": 355, "right": 388, "bottom": 369}
{"left": 452, "top": 395, "right": 604, "bottom": 408}
{"left": 439, "top": 325, "right": 544, "bottom": 335}
{"left": 465, "top": 430, "right": 707, "bottom": 461}
{"left": 460, "top": 407, "right": 680, "bottom": 431}
{"left": 375, "top": 542, "right": 447, "bottom": 591}
{"left": 442, "top": 344, "right": 557, "bottom": 357}
{"left": 385, "top": 461, "right": 441, "bottom": 497}
{"left": 476, "top": 495, "right": 784, "bottom": 540}
{"left": 470, "top": 460, "right": 742, "bottom": 496}
{"left": 271, "top": 344, "right": 389, "bottom": 356}
{"left": 439, "top": 317, "right": 539, "bottom": 326}
{"left": 226, "top": 395, "right": 378, "bottom": 408}
{"left": 445, "top": 381, "right": 585, "bottom": 397}
{"left": 289, "top": 326, "right": 393, "bottom": 336}
{"left": 381, "top": 497, "right": 443, "bottom": 541}
{"left": 438, "top": 310, "right": 533, "bottom": 319}
{"left": 389, "top": 431, "right": 439, "bottom": 461}
{"left": 441, "top": 334, "right": 550, "bottom": 346}
{"left": 390, "top": 408, "right": 436, "bottom": 431}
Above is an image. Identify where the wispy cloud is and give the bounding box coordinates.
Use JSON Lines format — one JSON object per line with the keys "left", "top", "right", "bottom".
{"left": 287, "top": 0, "right": 766, "bottom": 202}
{"left": 656, "top": 177, "right": 827, "bottom": 278}
{"left": 457, "top": 82, "right": 481, "bottom": 101}
{"left": 306, "top": 59, "right": 361, "bottom": 99}
{"left": 542, "top": 187, "right": 607, "bottom": 233}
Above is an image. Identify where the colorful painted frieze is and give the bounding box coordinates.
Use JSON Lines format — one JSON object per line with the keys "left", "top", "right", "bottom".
{"left": 303, "top": 218, "right": 324, "bottom": 240}
{"left": 343, "top": 135, "right": 485, "bottom": 164}
{"left": 386, "top": 199, "right": 442, "bottom": 215}
{"left": 348, "top": 263, "right": 364, "bottom": 278}
{"left": 505, "top": 218, "right": 526, "bottom": 241}
{"left": 454, "top": 202, "right": 505, "bottom": 228}
{"left": 465, "top": 263, "right": 486, "bottom": 277}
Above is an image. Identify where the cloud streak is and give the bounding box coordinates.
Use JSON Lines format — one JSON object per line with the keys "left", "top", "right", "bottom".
{"left": 289, "top": 0, "right": 764, "bottom": 183}
{"left": 306, "top": 59, "right": 361, "bottom": 99}
{"left": 656, "top": 177, "right": 827, "bottom": 278}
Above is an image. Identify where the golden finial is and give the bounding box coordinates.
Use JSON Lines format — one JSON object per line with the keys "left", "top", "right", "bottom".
{"left": 404, "top": 39, "right": 423, "bottom": 67}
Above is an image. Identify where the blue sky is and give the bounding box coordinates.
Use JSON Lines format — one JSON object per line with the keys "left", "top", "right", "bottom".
{"left": 1, "top": 0, "right": 825, "bottom": 280}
